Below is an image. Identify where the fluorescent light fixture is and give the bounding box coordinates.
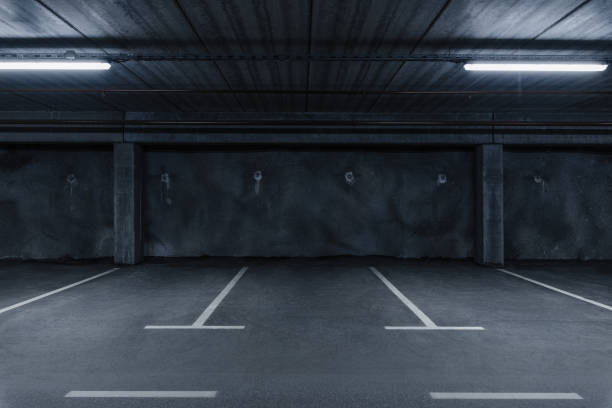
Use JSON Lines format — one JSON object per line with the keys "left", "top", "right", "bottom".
{"left": 0, "top": 61, "right": 111, "bottom": 70}
{"left": 464, "top": 63, "right": 607, "bottom": 72}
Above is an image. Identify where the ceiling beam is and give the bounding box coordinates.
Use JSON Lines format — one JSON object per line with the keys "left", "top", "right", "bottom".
{"left": 1, "top": 89, "right": 611, "bottom": 96}
{"left": 0, "top": 119, "right": 610, "bottom": 127}
{"left": 0, "top": 53, "right": 610, "bottom": 63}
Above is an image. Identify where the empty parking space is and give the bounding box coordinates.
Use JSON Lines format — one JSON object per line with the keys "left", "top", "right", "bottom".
{"left": 145, "top": 265, "right": 249, "bottom": 330}
{"left": 0, "top": 258, "right": 610, "bottom": 407}
{"left": 375, "top": 261, "right": 612, "bottom": 325}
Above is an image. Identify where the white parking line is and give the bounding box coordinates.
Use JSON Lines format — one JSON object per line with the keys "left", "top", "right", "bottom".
{"left": 386, "top": 326, "right": 484, "bottom": 330}
{"left": 0, "top": 268, "right": 120, "bottom": 316}
{"left": 370, "top": 267, "right": 484, "bottom": 331}
{"left": 498, "top": 268, "right": 612, "bottom": 312}
{"left": 65, "top": 390, "right": 217, "bottom": 398}
{"left": 145, "top": 266, "right": 248, "bottom": 330}
{"left": 370, "top": 266, "right": 436, "bottom": 327}
{"left": 192, "top": 266, "right": 248, "bottom": 326}
{"left": 430, "top": 392, "right": 583, "bottom": 400}
{"left": 144, "top": 325, "right": 245, "bottom": 330}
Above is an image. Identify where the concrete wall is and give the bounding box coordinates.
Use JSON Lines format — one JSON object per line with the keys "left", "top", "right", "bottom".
{"left": 505, "top": 149, "right": 612, "bottom": 260}
{"left": 0, "top": 146, "right": 113, "bottom": 259}
{"left": 1, "top": 143, "right": 611, "bottom": 261}
{"left": 143, "top": 148, "right": 475, "bottom": 258}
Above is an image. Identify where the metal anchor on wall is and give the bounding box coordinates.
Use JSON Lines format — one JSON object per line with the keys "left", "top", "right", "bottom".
{"left": 161, "top": 172, "right": 172, "bottom": 205}
{"left": 345, "top": 171, "right": 356, "bottom": 185}
{"left": 253, "top": 170, "right": 263, "bottom": 195}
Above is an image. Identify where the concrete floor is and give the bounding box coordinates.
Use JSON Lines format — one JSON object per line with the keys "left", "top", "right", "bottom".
{"left": 0, "top": 257, "right": 611, "bottom": 407}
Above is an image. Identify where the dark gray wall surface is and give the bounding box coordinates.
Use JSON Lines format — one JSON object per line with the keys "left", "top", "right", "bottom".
{"left": 114, "top": 143, "right": 143, "bottom": 264}
{"left": 505, "top": 149, "right": 612, "bottom": 260}
{"left": 144, "top": 149, "right": 474, "bottom": 258}
{"left": 475, "top": 145, "right": 504, "bottom": 265}
{"left": 3, "top": 143, "right": 610, "bottom": 261}
{"left": 0, "top": 146, "right": 113, "bottom": 259}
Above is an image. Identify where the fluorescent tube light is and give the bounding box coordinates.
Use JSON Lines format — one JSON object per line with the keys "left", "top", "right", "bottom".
{"left": 464, "top": 63, "right": 607, "bottom": 72}
{"left": 0, "top": 61, "right": 111, "bottom": 70}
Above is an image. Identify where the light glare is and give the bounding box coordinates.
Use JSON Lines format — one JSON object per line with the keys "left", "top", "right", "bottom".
{"left": 0, "top": 61, "right": 111, "bottom": 71}
{"left": 464, "top": 63, "right": 607, "bottom": 72}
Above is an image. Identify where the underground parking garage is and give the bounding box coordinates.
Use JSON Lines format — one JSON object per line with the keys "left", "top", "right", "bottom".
{"left": 1, "top": 1, "right": 612, "bottom": 407}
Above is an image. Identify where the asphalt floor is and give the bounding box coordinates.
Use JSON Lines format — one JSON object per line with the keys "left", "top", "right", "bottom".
{"left": 1, "top": 257, "right": 611, "bottom": 407}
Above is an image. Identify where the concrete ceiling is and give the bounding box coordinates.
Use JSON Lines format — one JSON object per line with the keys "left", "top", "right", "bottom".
{"left": 0, "top": 0, "right": 611, "bottom": 113}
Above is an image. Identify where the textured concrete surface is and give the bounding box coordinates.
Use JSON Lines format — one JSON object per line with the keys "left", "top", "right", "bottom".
{"left": 143, "top": 149, "right": 474, "bottom": 258}
{"left": 505, "top": 149, "right": 612, "bottom": 260}
{"left": 2, "top": 146, "right": 612, "bottom": 261}
{"left": 0, "top": 258, "right": 611, "bottom": 407}
{"left": 0, "top": 147, "right": 113, "bottom": 260}
{"left": 4, "top": 110, "right": 612, "bottom": 146}
{"left": 475, "top": 145, "right": 504, "bottom": 265}
{"left": 114, "top": 143, "right": 143, "bottom": 264}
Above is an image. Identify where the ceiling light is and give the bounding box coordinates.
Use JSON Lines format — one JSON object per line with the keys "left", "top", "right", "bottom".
{"left": 0, "top": 61, "right": 111, "bottom": 71}
{"left": 464, "top": 63, "right": 607, "bottom": 72}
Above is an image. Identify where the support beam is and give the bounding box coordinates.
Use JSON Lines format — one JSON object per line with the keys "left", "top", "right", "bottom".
{"left": 475, "top": 144, "right": 504, "bottom": 265}
{"left": 114, "top": 143, "right": 143, "bottom": 264}
{"left": 2, "top": 111, "right": 612, "bottom": 146}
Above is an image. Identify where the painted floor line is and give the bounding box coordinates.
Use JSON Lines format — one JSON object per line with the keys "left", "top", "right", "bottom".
{"left": 370, "top": 266, "right": 484, "bottom": 331}
{"left": 65, "top": 390, "right": 217, "bottom": 398}
{"left": 192, "top": 266, "right": 248, "bottom": 326}
{"left": 369, "top": 266, "right": 437, "bottom": 327}
{"left": 144, "top": 266, "right": 248, "bottom": 329}
{"left": 145, "top": 325, "right": 245, "bottom": 330}
{"left": 386, "top": 326, "right": 484, "bottom": 330}
{"left": 0, "top": 268, "right": 120, "bottom": 315}
{"left": 498, "top": 268, "right": 612, "bottom": 312}
{"left": 430, "top": 392, "right": 583, "bottom": 400}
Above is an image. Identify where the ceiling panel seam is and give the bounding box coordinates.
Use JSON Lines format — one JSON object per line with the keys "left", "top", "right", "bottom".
{"left": 11, "top": 92, "right": 54, "bottom": 110}
{"left": 34, "top": 0, "right": 184, "bottom": 112}
{"left": 35, "top": 0, "right": 131, "bottom": 111}
{"left": 531, "top": 0, "right": 592, "bottom": 40}
{"left": 86, "top": 93, "right": 123, "bottom": 112}
{"left": 119, "top": 63, "right": 184, "bottom": 112}
{"left": 366, "top": 0, "right": 453, "bottom": 113}
{"left": 305, "top": 0, "right": 314, "bottom": 112}
{"left": 34, "top": 0, "right": 92, "bottom": 41}
{"left": 173, "top": 0, "right": 245, "bottom": 112}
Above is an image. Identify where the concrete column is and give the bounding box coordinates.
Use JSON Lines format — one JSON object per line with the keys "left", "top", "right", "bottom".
{"left": 114, "top": 143, "right": 143, "bottom": 264}
{"left": 475, "top": 144, "right": 504, "bottom": 265}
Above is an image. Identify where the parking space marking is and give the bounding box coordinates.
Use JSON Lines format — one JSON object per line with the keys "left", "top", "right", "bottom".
{"left": 370, "top": 267, "right": 484, "bottom": 331}
{"left": 144, "top": 325, "right": 245, "bottom": 330}
{"left": 65, "top": 391, "right": 217, "bottom": 398}
{"left": 192, "top": 266, "right": 248, "bottom": 326}
{"left": 0, "top": 268, "right": 120, "bottom": 316}
{"left": 145, "top": 266, "right": 248, "bottom": 330}
{"left": 386, "top": 326, "right": 484, "bottom": 330}
{"left": 370, "top": 266, "right": 436, "bottom": 327}
{"left": 498, "top": 268, "right": 612, "bottom": 312}
{"left": 430, "top": 392, "right": 583, "bottom": 400}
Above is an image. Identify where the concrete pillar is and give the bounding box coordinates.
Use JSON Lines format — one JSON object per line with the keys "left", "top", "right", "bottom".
{"left": 114, "top": 143, "right": 143, "bottom": 264}
{"left": 475, "top": 144, "right": 504, "bottom": 265}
